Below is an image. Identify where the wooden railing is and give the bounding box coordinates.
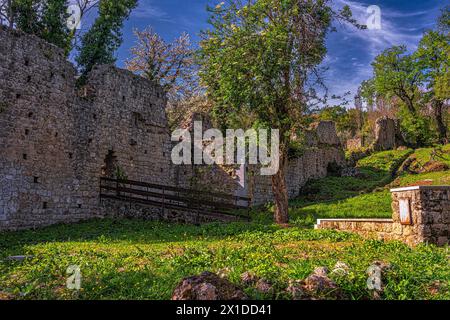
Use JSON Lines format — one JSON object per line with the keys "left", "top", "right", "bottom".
{"left": 99, "top": 177, "right": 251, "bottom": 221}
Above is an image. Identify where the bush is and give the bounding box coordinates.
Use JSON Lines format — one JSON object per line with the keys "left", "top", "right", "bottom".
{"left": 399, "top": 107, "right": 437, "bottom": 147}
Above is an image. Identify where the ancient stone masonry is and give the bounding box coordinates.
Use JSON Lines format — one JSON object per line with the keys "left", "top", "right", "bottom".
{"left": 174, "top": 117, "right": 345, "bottom": 206}
{"left": 0, "top": 26, "right": 345, "bottom": 230}
{"left": 249, "top": 121, "right": 344, "bottom": 205}
{"left": 316, "top": 186, "right": 450, "bottom": 246}
{"left": 390, "top": 186, "right": 450, "bottom": 246}
{"left": 372, "top": 117, "right": 405, "bottom": 151}
{"left": 0, "top": 26, "right": 173, "bottom": 230}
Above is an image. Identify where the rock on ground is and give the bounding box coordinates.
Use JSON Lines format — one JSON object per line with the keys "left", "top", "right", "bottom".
{"left": 287, "top": 267, "right": 346, "bottom": 300}
{"left": 172, "top": 272, "right": 248, "bottom": 300}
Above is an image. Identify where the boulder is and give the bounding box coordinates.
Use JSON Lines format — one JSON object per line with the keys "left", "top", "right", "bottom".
{"left": 286, "top": 267, "right": 346, "bottom": 300}
{"left": 255, "top": 279, "right": 273, "bottom": 294}
{"left": 422, "top": 161, "right": 449, "bottom": 173}
{"left": 341, "top": 167, "right": 366, "bottom": 178}
{"left": 172, "top": 272, "right": 248, "bottom": 300}
{"left": 368, "top": 261, "right": 392, "bottom": 300}
{"left": 240, "top": 271, "right": 258, "bottom": 286}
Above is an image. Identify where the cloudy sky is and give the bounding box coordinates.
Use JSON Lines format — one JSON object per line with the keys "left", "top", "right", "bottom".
{"left": 103, "top": 0, "right": 445, "bottom": 107}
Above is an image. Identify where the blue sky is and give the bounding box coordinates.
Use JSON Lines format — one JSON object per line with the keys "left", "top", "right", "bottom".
{"left": 92, "top": 0, "right": 446, "bottom": 107}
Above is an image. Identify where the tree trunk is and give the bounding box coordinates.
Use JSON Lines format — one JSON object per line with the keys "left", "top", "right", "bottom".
{"left": 271, "top": 150, "right": 289, "bottom": 225}
{"left": 433, "top": 100, "right": 448, "bottom": 144}
{"left": 404, "top": 96, "right": 416, "bottom": 115}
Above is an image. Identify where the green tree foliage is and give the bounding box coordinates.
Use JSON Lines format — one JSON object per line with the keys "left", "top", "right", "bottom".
{"left": 360, "top": 6, "right": 450, "bottom": 147}
{"left": 12, "top": 0, "right": 71, "bottom": 54}
{"left": 415, "top": 30, "right": 450, "bottom": 143}
{"left": 398, "top": 106, "right": 436, "bottom": 147}
{"left": 199, "top": 0, "right": 357, "bottom": 223}
{"left": 370, "top": 46, "right": 423, "bottom": 115}
{"left": 76, "top": 0, "right": 137, "bottom": 76}
{"left": 360, "top": 79, "right": 377, "bottom": 109}
{"left": 318, "top": 105, "right": 360, "bottom": 136}
{"left": 437, "top": 5, "right": 449, "bottom": 32}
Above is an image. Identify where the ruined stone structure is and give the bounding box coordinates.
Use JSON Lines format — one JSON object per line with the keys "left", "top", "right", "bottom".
{"left": 346, "top": 138, "right": 362, "bottom": 151}
{"left": 316, "top": 186, "right": 450, "bottom": 246}
{"left": 249, "top": 122, "right": 344, "bottom": 205}
{"left": 0, "top": 27, "right": 344, "bottom": 230}
{"left": 0, "top": 27, "right": 173, "bottom": 230}
{"left": 372, "top": 117, "right": 405, "bottom": 151}
{"left": 173, "top": 118, "right": 344, "bottom": 206}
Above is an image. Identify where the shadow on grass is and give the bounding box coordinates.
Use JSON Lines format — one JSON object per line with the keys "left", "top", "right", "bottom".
{"left": 0, "top": 219, "right": 280, "bottom": 256}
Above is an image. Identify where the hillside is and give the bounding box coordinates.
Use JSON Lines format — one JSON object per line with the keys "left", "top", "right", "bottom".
{"left": 280, "top": 146, "right": 450, "bottom": 225}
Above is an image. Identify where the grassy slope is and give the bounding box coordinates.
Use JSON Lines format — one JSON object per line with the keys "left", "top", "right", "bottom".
{"left": 409, "top": 144, "right": 450, "bottom": 168}
{"left": 0, "top": 220, "right": 449, "bottom": 300}
{"left": 284, "top": 147, "right": 450, "bottom": 223}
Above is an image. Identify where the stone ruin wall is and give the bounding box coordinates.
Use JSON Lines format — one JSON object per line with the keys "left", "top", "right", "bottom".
{"left": 0, "top": 26, "right": 345, "bottom": 230}
{"left": 175, "top": 119, "right": 345, "bottom": 206}
{"left": 316, "top": 186, "right": 449, "bottom": 246}
{"left": 390, "top": 187, "right": 449, "bottom": 246}
{"left": 249, "top": 122, "right": 344, "bottom": 205}
{"left": 0, "top": 26, "right": 82, "bottom": 230}
{"left": 372, "top": 117, "right": 404, "bottom": 151}
{"left": 346, "top": 117, "right": 405, "bottom": 152}
{"left": 0, "top": 27, "right": 173, "bottom": 230}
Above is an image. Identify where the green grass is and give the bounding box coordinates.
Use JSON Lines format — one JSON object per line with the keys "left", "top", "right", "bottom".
{"left": 357, "top": 149, "right": 413, "bottom": 172}
{"left": 298, "top": 149, "right": 413, "bottom": 204}
{"left": 1, "top": 147, "right": 449, "bottom": 300}
{"left": 392, "top": 171, "right": 450, "bottom": 188}
{"left": 409, "top": 144, "right": 450, "bottom": 168}
{"left": 283, "top": 147, "right": 450, "bottom": 225}
{"left": 0, "top": 219, "right": 448, "bottom": 300}
{"left": 289, "top": 191, "right": 393, "bottom": 223}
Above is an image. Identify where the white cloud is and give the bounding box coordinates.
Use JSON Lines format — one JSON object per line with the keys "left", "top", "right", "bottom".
{"left": 335, "top": 0, "right": 423, "bottom": 54}
{"left": 319, "top": 0, "right": 439, "bottom": 107}
{"left": 132, "top": 1, "right": 172, "bottom": 22}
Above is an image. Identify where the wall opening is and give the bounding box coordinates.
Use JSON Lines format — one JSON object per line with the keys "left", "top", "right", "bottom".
{"left": 133, "top": 112, "right": 143, "bottom": 127}
{"left": 101, "top": 150, "right": 118, "bottom": 178}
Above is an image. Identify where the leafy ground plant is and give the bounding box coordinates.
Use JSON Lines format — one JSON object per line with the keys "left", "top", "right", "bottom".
{"left": 1, "top": 148, "right": 449, "bottom": 300}
{"left": 0, "top": 219, "right": 448, "bottom": 300}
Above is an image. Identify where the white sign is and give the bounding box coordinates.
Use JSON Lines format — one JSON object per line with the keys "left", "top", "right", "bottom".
{"left": 399, "top": 198, "right": 412, "bottom": 225}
